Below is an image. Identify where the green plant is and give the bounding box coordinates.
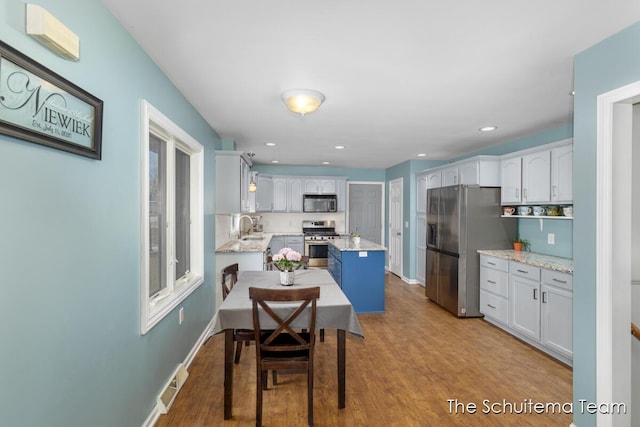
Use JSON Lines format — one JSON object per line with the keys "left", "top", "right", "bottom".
{"left": 514, "top": 237, "right": 530, "bottom": 251}
{"left": 352, "top": 232, "right": 360, "bottom": 238}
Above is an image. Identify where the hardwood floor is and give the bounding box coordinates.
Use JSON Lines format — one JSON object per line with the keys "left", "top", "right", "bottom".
{"left": 156, "top": 273, "right": 572, "bottom": 426}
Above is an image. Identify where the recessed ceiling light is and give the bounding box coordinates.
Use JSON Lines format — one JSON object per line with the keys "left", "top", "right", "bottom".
{"left": 271, "top": 160, "right": 279, "bottom": 163}
{"left": 417, "top": 153, "right": 427, "bottom": 157}
{"left": 265, "top": 142, "right": 276, "bottom": 147}
{"left": 322, "top": 161, "right": 330, "bottom": 165}
{"left": 334, "top": 145, "right": 345, "bottom": 150}
{"left": 479, "top": 126, "right": 497, "bottom": 132}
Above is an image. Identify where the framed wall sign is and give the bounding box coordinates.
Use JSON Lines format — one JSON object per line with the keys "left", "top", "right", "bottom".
{"left": 0, "top": 41, "right": 103, "bottom": 159}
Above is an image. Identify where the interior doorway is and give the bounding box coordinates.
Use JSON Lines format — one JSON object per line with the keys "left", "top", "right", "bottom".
{"left": 388, "top": 178, "right": 403, "bottom": 277}
{"left": 596, "top": 81, "right": 640, "bottom": 427}
{"left": 347, "top": 182, "right": 384, "bottom": 244}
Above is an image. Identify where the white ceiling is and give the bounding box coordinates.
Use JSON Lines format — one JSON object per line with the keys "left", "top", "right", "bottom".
{"left": 101, "top": 0, "right": 640, "bottom": 169}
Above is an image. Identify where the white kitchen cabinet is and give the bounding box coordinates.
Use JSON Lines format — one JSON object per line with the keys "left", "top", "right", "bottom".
{"left": 304, "top": 178, "right": 336, "bottom": 194}
{"left": 541, "top": 270, "right": 573, "bottom": 359}
{"left": 215, "top": 151, "right": 252, "bottom": 213}
{"left": 510, "top": 270, "right": 541, "bottom": 341}
{"left": 287, "top": 178, "right": 304, "bottom": 212}
{"left": 272, "top": 176, "right": 288, "bottom": 212}
{"left": 501, "top": 157, "right": 522, "bottom": 204}
{"left": 441, "top": 166, "right": 458, "bottom": 186}
{"left": 416, "top": 173, "right": 428, "bottom": 214}
{"left": 551, "top": 144, "right": 573, "bottom": 203}
{"left": 335, "top": 178, "right": 347, "bottom": 211}
{"left": 255, "top": 175, "right": 273, "bottom": 212}
{"left": 522, "top": 150, "right": 551, "bottom": 204}
{"left": 427, "top": 170, "right": 442, "bottom": 189}
{"left": 479, "top": 255, "right": 510, "bottom": 325}
{"left": 268, "top": 236, "right": 285, "bottom": 255}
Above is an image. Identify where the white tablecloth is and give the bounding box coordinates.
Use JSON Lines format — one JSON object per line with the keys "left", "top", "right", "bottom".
{"left": 209, "top": 269, "right": 364, "bottom": 337}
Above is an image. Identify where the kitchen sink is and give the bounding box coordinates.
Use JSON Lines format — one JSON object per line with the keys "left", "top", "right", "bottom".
{"left": 240, "top": 234, "right": 264, "bottom": 241}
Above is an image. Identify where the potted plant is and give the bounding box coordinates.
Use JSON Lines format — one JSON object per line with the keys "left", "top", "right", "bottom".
{"left": 513, "top": 237, "right": 530, "bottom": 252}
{"left": 352, "top": 232, "right": 361, "bottom": 245}
{"left": 270, "top": 247, "right": 305, "bottom": 285}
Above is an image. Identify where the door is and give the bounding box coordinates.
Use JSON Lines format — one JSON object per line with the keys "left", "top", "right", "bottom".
{"left": 510, "top": 276, "right": 541, "bottom": 340}
{"left": 348, "top": 183, "right": 383, "bottom": 244}
{"left": 438, "top": 252, "right": 460, "bottom": 315}
{"left": 388, "top": 178, "right": 403, "bottom": 277}
{"left": 425, "top": 249, "right": 438, "bottom": 301}
{"left": 438, "top": 185, "right": 460, "bottom": 255}
{"left": 541, "top": 284, "right": 573, "bottom": 359}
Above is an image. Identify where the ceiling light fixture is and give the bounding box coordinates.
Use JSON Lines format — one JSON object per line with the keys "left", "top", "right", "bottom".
{"left": 479, "top": 126, "right": 498, "bottom": 132}
{"left": 265, "top": 142, "right": 276, "bottom": 147}
{"left": 334, "top": 145, "right": 345, "bottom": 150}
{"left": 417, "top": 153, "right": 427, "bottom": 157}
{"left": 282, "top": 89, "right": 325, "bottom": 116}
{"left": 322, "top": 161, "right": 330, "bottom": 165}
{"left": 271, "top": 160, "right": 279, "bottom": 164}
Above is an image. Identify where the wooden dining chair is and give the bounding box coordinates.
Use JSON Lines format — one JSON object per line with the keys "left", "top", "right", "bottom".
{"left": 221, "top": 263, "right": 254, "bottom": 364}
{"left": 249, "top": 286, "right": 320, "bottom": 427}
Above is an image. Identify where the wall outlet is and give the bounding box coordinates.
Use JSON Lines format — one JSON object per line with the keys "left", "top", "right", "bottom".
{"left": 179, "top": 307, "right": 184, "bottom": 325}
{"left": 547, "top": 233, "right": 555, "bottom": 245}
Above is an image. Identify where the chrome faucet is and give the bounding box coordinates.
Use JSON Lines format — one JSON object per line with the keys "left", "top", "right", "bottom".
{"left": 238, "top": 214, "right": 254, "bottom": 236}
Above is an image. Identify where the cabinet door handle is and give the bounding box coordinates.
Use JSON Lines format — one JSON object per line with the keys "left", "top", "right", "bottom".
{"left": 523, "top": 188, "right": 527, "bottom": 199}
{"left": 487, "top": 280, "right": 497, "bottom": 284}
{"left": 552, "top": 278, "right": 567, "bottom": 284}
{"left": 542, "top": 291, "right": 547, "bottom": 304}
{"left": 517, "top": 269, "right": 529, "bottom": 274}
{"left": 533, "top": 288, "right": 538, "bottom": 300}
{"left": 552, "top": 185, "right": 558, "bottom": 197}
{"left": 487, "top": 304, "right": 496, "bottom": 309}
{"left": 487, "top": 261, "right": 496, "bottom": 266}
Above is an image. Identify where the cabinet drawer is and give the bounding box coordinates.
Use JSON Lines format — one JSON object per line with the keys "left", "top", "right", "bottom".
{"left": 480, "top": 266, "right": 509, "bottom": 298}
{"left": 511, "top": 261, "right": 541, "bottom": 281}
{"left": 542, "top": 269, "right": 573, "bottom": 291}
{"left": 480, "top": 255, "right": 509, "bottom": 272}
{"left": 480, "top": 290, "right": 508, "bottom": 325}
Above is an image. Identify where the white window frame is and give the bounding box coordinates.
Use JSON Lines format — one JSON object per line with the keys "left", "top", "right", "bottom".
{"left": 140, "top": 100, "right": 204, "bottom": 334}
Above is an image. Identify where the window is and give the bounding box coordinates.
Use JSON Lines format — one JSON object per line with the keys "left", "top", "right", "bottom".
{"left": 141, "top": 100, "right": 204, "bottom": 334}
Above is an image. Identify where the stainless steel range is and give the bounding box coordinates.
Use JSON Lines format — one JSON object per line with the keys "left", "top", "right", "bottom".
{"left": 302, "top": 220, "right": 340, "bottom": 267}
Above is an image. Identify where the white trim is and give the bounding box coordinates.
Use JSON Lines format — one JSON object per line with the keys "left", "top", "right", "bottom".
{"left": 388, "top": 177, "right": 404, "bottom": 277}
{"left": 141, "top": 316, "right": 217, "bottom": 427}
{"left": 140, "top": 100, "right": 205, "bottom": 334}
{"left": 595, "top": 79, "right": 640, "bottom": 427}
{"left": 346, "top": 181, "right": 386, "bottom": 244}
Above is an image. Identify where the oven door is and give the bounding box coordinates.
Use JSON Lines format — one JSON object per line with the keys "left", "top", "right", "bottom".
{"left": 304, "top": 240, "right": 329, "bottom": 267}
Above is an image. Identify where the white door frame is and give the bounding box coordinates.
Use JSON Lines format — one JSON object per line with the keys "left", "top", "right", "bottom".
{"left": 346, "top": 181, "right": 386, "bottom": 245}
{"left": 388, "top": 178, "right": 403, "bottom": 277}
{"left": 596, "top": 80, "right": 640, "bottom": 427}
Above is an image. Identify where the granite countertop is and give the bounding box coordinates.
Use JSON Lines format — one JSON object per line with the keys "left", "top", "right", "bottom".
{"left": 329, "top": 238, "right": 387, "bottom": 252}
{"left": 215, "top": 232, "right": 305, "bottom": 253}
{"left": 477, "top": 249, "right": 573, "bottom": 274}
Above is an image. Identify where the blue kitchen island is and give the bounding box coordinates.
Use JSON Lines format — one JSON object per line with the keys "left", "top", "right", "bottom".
{"left": 327, "top": 238, "right": 386, "bottom": 313}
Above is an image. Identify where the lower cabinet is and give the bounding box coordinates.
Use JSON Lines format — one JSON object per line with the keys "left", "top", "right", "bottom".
{"left": 479, "top": 254, "right": 573, "bottom": 365}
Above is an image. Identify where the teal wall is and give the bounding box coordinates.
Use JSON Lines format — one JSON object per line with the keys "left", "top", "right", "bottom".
{"left": 253, "top": 164, "right": 386, "bottom": 182}
{"left": 0, "top": 1, "right": 220, "bottom": 426}
{"left": 572, "top": 22, "right": 640, "bottom": 427}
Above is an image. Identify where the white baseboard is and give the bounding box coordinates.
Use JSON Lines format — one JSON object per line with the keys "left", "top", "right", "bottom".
{"left": 141, "top": 315, "right": 217, "bottom": 427}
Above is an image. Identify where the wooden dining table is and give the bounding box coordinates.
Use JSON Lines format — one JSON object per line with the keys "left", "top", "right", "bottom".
{"left": 208, "top": 269, "right": 364, "bottom": 420}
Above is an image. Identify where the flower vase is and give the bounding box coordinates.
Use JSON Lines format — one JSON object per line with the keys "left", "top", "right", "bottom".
{"left": 352, "top": 237, "right": 361, "bottom": 246}
{"left": 279, "top": 270, "right": 295, "bottom": 286}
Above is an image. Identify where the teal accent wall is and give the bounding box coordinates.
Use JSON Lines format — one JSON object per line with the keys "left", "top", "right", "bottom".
{"left": 0, "top": 1, "right": 220, "bottom": 426}
{"left": 253, "top": 164, "right": 386, "bottom": 181}
{"left": 572, "top": 21, "right": 640, "bottom": 427}
{"left": 517, "top": 219, "right": 573, "bottom": 258}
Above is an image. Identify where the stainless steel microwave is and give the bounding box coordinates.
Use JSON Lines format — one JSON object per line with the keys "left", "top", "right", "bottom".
{"left": 303, "top": 194, "right": 337, "bottom": 212}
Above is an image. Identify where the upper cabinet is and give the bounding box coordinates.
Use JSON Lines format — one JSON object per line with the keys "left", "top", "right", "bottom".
{"left": 500, "top": 139, "right": 572, "bottom": 205}
{"left": 418, "top": 156, "right": 500, "bottom": 192}
{"left": 426, "top": 170, "right": 442, "bottom": 189}
{"left": 416, "top": 173, "right": 428, "bottom": 213}
{"left": 551, "top": 144, "right": 573, "bottom": 204}
{"left": 304, "top": 178, "right": 337, "bottom": 194}
{"left": 441, "top": 166, "right": 459, "bottom": 186}
{"left": 287, "top": 178, "right": 304, "bottom": 212}
{"left": 255, "top": 175, "right": 273, "bottom": 212}
{"left": 272, "top": 176, "right": 288, "bottom": 212}
{"left": 215, "top": 151, "right": 252, "bottom": 213}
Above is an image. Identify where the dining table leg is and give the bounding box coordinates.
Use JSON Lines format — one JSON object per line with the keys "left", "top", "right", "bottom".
{"left": 224, "top": 329, "right": 233, "bottom": 419}
{"left": 337, "top": 329, "right": 346, "bottom": 409}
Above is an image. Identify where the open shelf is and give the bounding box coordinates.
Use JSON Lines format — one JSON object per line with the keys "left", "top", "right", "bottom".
{"left": 501, "top": 215, "right": 572, "bottom": 220}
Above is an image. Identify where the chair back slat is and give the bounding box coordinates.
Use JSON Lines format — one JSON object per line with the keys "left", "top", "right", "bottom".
{"left": 249, "top": 287, "right": 320, "bottom": 355}
{"left": 221, "top": 263, "right": 239, "bottom": 300}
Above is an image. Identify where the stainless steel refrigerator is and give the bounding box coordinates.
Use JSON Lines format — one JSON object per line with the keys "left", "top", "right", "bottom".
{"left": 425, "top": 185, "right": 516, "bottom": 317}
